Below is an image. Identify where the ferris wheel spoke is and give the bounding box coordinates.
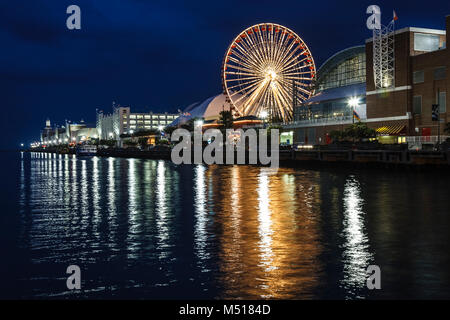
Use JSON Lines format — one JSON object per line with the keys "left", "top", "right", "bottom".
{"left": 229, "top": 78, "right": 265, "bottom": 101}
{"left": 235, "top": 42, "right": 261, "bottom": 68}
{"left": 227, "top": 64, "right": 260, "bottom": 76}
{"left": 225, "top": 77, "right": 260, "bottom": 91}
{"left": 275, "top": 38, "right": 298, "bottom": 69}
{"left": 241, "top": 81, "right": 270, "bottom": 114}
{"left": 277, "top": 45, "right": 302, "bottom": 71}
{"left": 231, "top": 43, "right": 262, "bottom": 69}
{"left": 232, "top": 46, "right": 263, "bottom": 72}
{"left": 227, "top": 56, "right": 260, "bottom": 73}
{"left": 238, "top": 33, "right": 268, "bottom": 69}
{"left": 225, "top": 75, "right": 262, "bottom": 82}
{"left": 272, "top": 31, "right": 289, "bottom": 69}
{"left": 279, "top": 78, "right": 312, "bottom": 100}
{"left": 282, "top": 55, "right": 310, "bottom": 73}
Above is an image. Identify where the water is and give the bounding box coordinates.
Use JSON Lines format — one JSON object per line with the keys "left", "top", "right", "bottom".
{"left": 1, "top": 151, "right": 450, "bottom": 299}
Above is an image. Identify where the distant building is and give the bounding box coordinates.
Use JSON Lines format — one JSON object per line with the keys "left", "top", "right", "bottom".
{"left": 96, "top": 105, "right": 179, "bottom": 141}
{"left": 40, "top": 118, "right": 98, "bottom": 145}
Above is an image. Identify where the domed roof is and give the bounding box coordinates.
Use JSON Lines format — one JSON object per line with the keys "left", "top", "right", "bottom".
{"left": 317, "top": 45, "right": 365, "bottom": 83}
{"left": 170, "top": 93, "right": 238, "bottom": 126}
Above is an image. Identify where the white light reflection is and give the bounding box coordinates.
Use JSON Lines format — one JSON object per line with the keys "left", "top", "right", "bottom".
{"left": 194, "top": 164, "right": 209, "bottom": 264}
{"left": 230, "top": 166, "right": 241, "bottom": 240}
{"left": 155, "top": 160, "right": 169, "bottom": 258}
{"left": 92, "top": 157, "right": 100, "bottom": 228}
{"left": 107, "top": 158, "right": 116, "bottom": 216}
{"left": 80, "top": 160, "right": 88, "bottom": 227}
{"left": 64, "top": 154, "right": 69, "bottom": 207}
{"left": 127, "top": 158, "right": 139, "bottom": 259}
{"left": 341, "top": 177, "right": 373, "bottom": 297}
{"left": 257, "top": 168, "right": 275, "bottom": 273}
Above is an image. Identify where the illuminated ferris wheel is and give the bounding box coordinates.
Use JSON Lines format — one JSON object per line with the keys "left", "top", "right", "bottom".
{"left": 222, "top": 23, "right": 316, "bottom": 122}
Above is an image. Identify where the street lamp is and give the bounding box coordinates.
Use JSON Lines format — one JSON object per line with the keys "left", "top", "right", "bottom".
{"left": 348, "top": 97, "right": 359, "bottom": 124}
{"left": 260, "top": 110, "right": 268, "bottom": 128}
{"left": 260, "top": 110, "right": 268, "bottom": 119}
{"left": 194, "top": 120, "right": 204, "bottom": 128}
{"left": 158, "top": 125, "right": 164, "bottom": 131}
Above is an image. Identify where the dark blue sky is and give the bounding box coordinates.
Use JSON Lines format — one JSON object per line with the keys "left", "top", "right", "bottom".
{"left": 1, "top": 0, "right": 448, "bottom": 148}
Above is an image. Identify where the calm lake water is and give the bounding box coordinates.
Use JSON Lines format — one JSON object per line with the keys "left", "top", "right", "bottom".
{"left": 1, "top": 151, "right": 449, "bottom": 299}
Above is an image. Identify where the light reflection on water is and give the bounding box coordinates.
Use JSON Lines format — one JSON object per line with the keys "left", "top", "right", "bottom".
{"left": 340, "top": 177, "right": 373, "bottom": 298}
{"left": 5, "top": 152, "right": 450, "bottom": 299}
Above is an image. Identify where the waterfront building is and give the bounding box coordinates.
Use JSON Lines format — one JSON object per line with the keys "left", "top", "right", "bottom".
{"left": 39, "top": 118, "right": 98, "bottom": 146}
{"left": 288, "top": 46, "right": 367, "bottom": 145}
{"left": 96, "top": 105, "right": 178, "bottom": 140}
{"left": 170, "top": 93, "right": 263, "bottom": 129}
{"left": 286, "top": 15, "right": 450, "bottom": 146}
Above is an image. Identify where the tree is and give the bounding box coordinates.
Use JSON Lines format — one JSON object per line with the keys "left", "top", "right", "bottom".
{"left": 344, "top": 122, "right": 376, "bottom": 141}
{"left": 134, "top": 129, "right": 158, "bottom": 137}
{"left": 329, "top": 130, "right": 344, "bottom": 142}
{"left": 137, "top": 137, "right": 148, "bottom": 148}
{"left": 163, "top": 126, "right": 177, "bottom": 136}
{"left": 157, "top": 138, "right": 170, "bottom": 145}
{"left": 219, "top": 110, "right": 234, "bottom": 129}
{"left": 99, "top": 139, "right": 116, "bottom": 147}
{"left": 124, "top": 140, "right": 138, "bottom": 147}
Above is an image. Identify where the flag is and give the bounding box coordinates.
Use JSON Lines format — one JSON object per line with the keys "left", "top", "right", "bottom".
{"left": 393, "top": 10, "right": 398, "bottom": 21}
{"left": 353, "top": 110, "right": 361, "bottom": 121}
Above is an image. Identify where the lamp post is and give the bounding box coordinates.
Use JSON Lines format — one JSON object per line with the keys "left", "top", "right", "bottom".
{"left": 348, "top": 97, "right": 359, "bottom": 124}
{"left": 260, "top": 110, "right": 268, "bottom": 128}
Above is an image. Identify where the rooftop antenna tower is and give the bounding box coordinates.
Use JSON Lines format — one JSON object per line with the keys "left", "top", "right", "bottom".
{"left": 368, "top": 6, "right": 397, "bottom": 89}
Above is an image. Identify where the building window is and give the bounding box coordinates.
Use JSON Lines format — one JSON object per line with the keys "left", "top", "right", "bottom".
{"left": 413, "top": 95, "right": 422, "bottom": 115}
{"left": 130, "top": 115, "right": 136, "bottom": 119}
{"left": 144, "top": 115, "right": 150, "bottom": 119}
{"left": 434, "top": 67, "right": 446, "bottom": 80}
{"left": 318, "top": 52, "right": 366, "bottom": 90}
{"left": 438, "top": 92, "right": 446, "bottom": 113}
{"left": 413, "top": 70, "right": 424, "bottom": 84}
{"left": 414, "top": 33, "right": 440, "bottom": 52}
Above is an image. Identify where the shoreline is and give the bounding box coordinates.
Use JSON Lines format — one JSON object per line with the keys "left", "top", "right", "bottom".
{"left": 23, "top": 148, "right": 450, "bottom": 171}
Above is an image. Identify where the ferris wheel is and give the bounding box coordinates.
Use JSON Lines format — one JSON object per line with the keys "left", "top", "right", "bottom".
{"left": 222, "top": 23, "right": 316, "bottom": 122}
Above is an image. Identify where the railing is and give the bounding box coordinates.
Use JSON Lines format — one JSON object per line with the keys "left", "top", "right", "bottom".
{"left": 405, "top": 136, "right": 450, "bottom": 144}
{"left": 281, "top": 116, "right": 354, "bottom": 128}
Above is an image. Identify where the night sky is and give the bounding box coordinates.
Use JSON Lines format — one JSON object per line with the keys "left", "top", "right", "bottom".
{"left": 1, "top": 0, "right": 448, "bottom": 148}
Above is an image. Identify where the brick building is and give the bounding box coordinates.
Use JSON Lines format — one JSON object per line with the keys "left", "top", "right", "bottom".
{"left": 366, "top": 15, "right": 448, "bottom": 137}
{"left": 289, "top": 15, "right": 449, "bottom": 146}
